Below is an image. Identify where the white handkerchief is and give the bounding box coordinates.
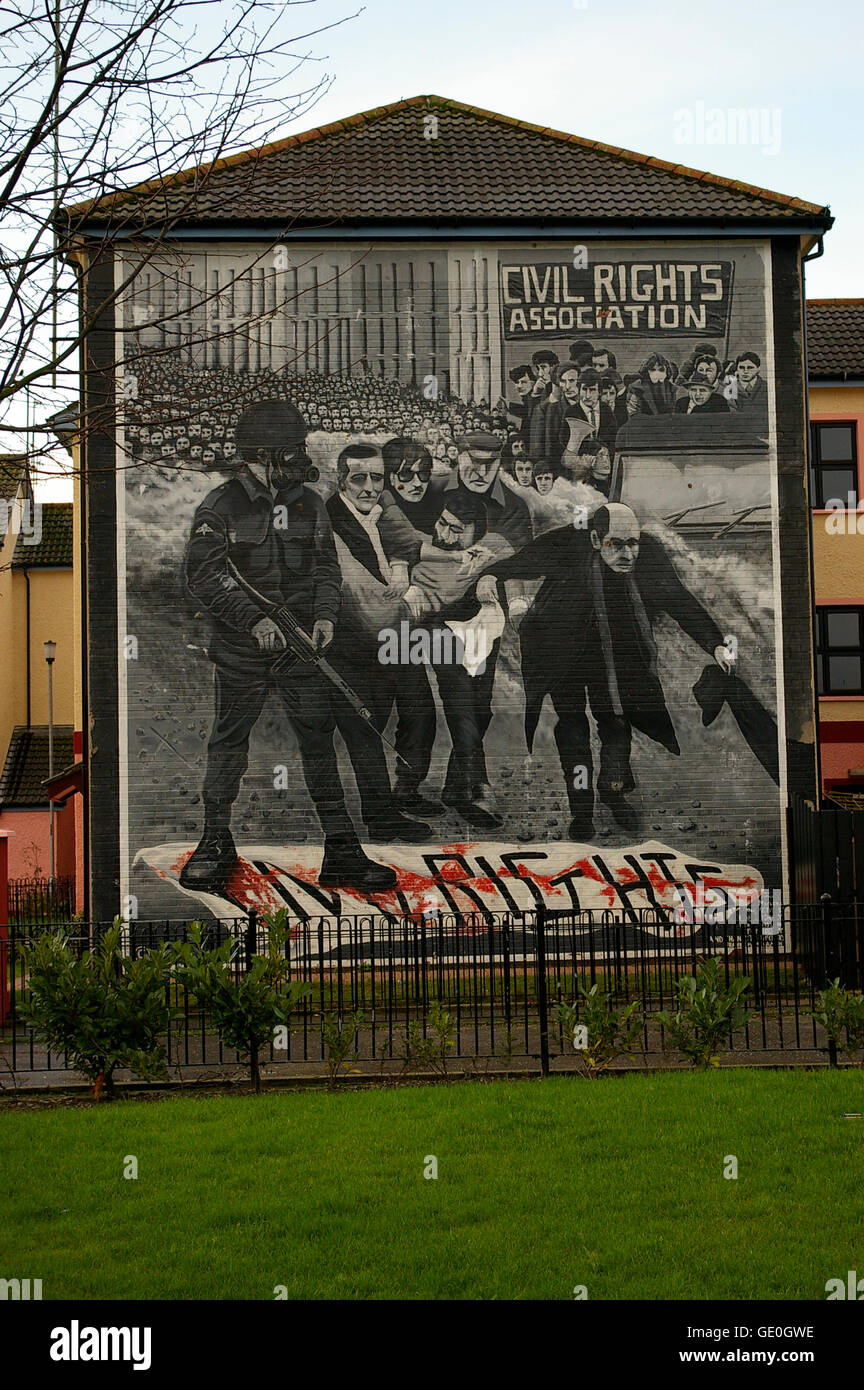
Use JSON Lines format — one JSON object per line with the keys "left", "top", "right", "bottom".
{"left": 445, "top": 601, "right": 505, "bottom": 677}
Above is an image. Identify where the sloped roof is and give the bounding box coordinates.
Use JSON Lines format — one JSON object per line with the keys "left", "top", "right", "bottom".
{"left": 66, "top": 95, "right": 832, "bottom": 231}
{"left": 12, "top": 502, "right": 73, "bottom": 568}
{"left": 0, "top": 727, "right": 75, "bottom": 807}
{"left": 807, "top": 300, "right": 864, "bottom": 380}
{"left": 0, "top": 456, "right": 27, "bottom": 503}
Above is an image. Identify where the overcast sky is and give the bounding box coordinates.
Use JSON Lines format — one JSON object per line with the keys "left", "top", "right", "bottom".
{"left": 301, "top": 0, "right": 860, "bottom": 299}
{"left": 35, "top": 0, "right": 861, "bottom": 500}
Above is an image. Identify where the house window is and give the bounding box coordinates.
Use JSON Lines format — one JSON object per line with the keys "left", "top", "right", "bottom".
{"left": 809, "top": 421, "right": 857, "bottom": 509}
{"left": 815, "top": 607, "right": 864, "bottom": 694}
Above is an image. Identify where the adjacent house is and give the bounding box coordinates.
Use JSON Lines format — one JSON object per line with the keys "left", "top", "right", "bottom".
{"left": 807, "top": 299, "right": 864, "bottom": 806}
{"left": 0, "top": 477, "right": 81, "bottom": 905}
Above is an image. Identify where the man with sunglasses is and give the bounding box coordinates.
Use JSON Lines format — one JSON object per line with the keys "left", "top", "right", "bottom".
{"left": 381, "top": 436, "right": 440, "bottom": 534}
{"left": 180, "top": 400, "right": 397, "bottom": 897}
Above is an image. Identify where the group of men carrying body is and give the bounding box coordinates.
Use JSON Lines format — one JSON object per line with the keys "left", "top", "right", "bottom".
{"left": 180, "top": 398, "right": 746, "bottom": 897}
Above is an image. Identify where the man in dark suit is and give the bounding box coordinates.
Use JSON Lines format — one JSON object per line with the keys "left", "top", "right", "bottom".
{"left": 477, "top": 504, "right": 733, "bottom": 839}
{"left": 530, "top": 362, "right": 585, "bottom": 467}
{"left": 601, "top": 373, "right": 629, "bottom": 428}
{"left": 727, "top": 350, "right": 768, "bottom": 423}
{"left": 503, "top": 363, "right": 540, "bottom": 443}
{"left": 573, "top": 369, "right": 619, "bottom": 455}
{"left": 326, "top": 443, "right": 439, "bottom": 834}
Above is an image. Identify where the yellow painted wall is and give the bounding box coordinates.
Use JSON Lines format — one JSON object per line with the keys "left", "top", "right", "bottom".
{"left": 0, "top": 549, "right": 74, "bottom": 765}
{"left": 812, "top": 522, "right": 864, "bottom": 597}
{"left": 0, "top": 521, "right": 18, "bottom": 754}
{"left": 810, "top": 386, "right": 863, "bottom": 417}
{"left": 26, "top": 568, "right": 75, "bottom": 726}
{"left": 810, "top": 383, "right": 864, "bottom": 727}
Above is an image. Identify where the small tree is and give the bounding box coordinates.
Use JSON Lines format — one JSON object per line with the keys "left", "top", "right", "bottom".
{"left": 173, "top": 913, "right": 310, "bottom": 1092}
{"left": 811, "top": 980, "right": 864, "bottom": 1064}
{"left": 553, "top": 982, "right": 644, "bottom": 1078}
{"left": 657, "top": 958, "right": 750, "bottom": 1069}
{"left": 321, "top": 1010, "right": 365, "bottom": 1088}
{"left": 399, "top": 1003, "right": 455, "bottom": 1077}
{"left": 23, "top": 920, "right": 174, "bottom": 1098}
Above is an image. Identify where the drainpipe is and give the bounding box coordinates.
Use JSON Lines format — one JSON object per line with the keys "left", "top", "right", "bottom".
{"left": 801, "top": 236, "right": 825, "bottom": 806}
{"left": 23, "top": 568, "right": 31, "bottom": 728}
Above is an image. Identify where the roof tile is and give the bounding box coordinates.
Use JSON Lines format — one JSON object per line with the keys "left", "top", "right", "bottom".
{"left": 12, "top": 502, "right": 73, "bottom": 568}
{"left": 0, "top": 726, "right": 75, "bottom": 807}
{"left": 807, "top": 301, "right": 864, "bottom": 380}
{"left": 66, "top": 95, "right": 831, "bottom": 230}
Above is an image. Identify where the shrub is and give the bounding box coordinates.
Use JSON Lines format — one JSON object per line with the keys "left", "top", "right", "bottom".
{"left": 22, "top": 920, "right": 174, "bottom": 1099}
{"left": 553, "top": 982, "right": 644, "bottom": 1077}
{"left": 172, "top": 912, "right": 310, "bottom": 1093}
{"left": 656, "top": 958, "right": 750, "bottom": 1069}
{"left": 321, "top": 1010, "right": 365, "bottom": 1087}
{"left": 400, "top": 1002, "right": 455, "bottom": 1076}
{"left": 811, "top": 980, "right": 864, "bottom": 1063}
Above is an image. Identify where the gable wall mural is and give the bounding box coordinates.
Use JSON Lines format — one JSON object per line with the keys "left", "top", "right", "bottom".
{"left": 114, "top": 236, "right": 792, "bottom": 935}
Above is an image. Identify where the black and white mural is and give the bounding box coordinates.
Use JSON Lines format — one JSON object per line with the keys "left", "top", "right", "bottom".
{"left": 117, "top": 239, "right": 787, "bottom": 931}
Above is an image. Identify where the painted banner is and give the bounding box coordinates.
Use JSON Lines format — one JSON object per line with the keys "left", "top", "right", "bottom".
{"left": 500, "top": 261, "right": 734, "bottom": 338}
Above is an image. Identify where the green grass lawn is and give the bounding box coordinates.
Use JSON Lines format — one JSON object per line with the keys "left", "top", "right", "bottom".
{"left": 2, "top": 1071, "right": 863, "bottom": 1300}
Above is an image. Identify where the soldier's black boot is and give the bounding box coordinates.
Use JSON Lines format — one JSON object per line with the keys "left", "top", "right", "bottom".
{"left": 179, "top": 817, "right": 238, "bottom": 892}
{"left": 318, "top": 834, "right": 398, "bottom": 892}
{"left": 366, "top": 809, "right": 433, "bottom": 843}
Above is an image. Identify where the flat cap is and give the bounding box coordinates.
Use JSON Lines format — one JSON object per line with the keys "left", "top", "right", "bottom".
{"left": 456, "top": 431, "right": 503, "bottom": 455}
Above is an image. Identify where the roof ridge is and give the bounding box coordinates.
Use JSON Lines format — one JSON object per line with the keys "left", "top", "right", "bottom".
{"left": 64, "top": 93, "right": 829, "bottom": 221}
{"left": 807, "top": 298, "right": 864, "bottom": 305}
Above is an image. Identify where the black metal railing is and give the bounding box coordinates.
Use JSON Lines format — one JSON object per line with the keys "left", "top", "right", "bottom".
{"left": 7, "top": 876, "right": 76, "bottom": 925}
{"left": 1, "top": 901, "right": 862, "bottom": 1079}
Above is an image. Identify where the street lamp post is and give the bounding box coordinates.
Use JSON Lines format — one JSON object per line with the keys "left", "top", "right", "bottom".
{"left": 44, "top": 641, "right": 56, "bottom": 882}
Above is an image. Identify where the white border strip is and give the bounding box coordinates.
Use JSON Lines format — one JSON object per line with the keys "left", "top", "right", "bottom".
{"left": 114, "top": 251, "right": 130, "bottom": 914}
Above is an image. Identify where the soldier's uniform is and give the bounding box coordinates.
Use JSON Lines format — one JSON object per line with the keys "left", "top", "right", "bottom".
{"left": 184, "top": 467, "right": 357, "bottom": 843}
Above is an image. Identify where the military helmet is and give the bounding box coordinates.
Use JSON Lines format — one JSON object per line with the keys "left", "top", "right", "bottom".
{"left": 234, "top": 399, "right": 307, "bottom": 459}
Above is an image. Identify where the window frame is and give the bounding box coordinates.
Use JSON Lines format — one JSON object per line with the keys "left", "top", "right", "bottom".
{"left": 809, "top": 420, "right": 858, "bottom": 510}
{"left": 815, "top": 605, "right": 864, "bottom": 696}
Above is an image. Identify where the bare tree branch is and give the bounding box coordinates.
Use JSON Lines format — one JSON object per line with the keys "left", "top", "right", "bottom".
{"left": 0, "top": 0, "right": 361, "bottom": 478}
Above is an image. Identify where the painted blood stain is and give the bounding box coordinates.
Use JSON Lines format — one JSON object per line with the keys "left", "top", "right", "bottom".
{"left": 201, "top": 858, "right": 282, "bottom": 914}
{"left": 160, "top": 846, "right": 765, "bottom": 917}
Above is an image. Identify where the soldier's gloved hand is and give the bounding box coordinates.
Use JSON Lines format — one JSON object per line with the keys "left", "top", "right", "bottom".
{"left": 312, "top": 619, "right": 334, "bottom": 652}
{"left": 508, "top": 596, "right": 530, "bottom": 624}
{"left": 252, "top": 617, "right": 287, "bottom": 652}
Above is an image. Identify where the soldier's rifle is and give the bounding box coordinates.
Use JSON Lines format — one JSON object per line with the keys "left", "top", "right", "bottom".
{"left": 226, "top": 558, "right": 411, "bottom": 770}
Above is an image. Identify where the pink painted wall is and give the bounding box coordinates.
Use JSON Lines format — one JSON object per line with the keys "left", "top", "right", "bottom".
{"left": 0, "top": 803, "right": 77, "bottom": 881}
